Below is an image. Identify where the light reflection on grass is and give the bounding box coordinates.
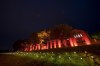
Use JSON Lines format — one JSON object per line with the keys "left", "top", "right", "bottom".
{"left": 9, "top": 51, "right": 100, "bottom": 66}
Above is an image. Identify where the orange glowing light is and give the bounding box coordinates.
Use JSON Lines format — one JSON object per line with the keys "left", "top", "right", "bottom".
{"left": 58, "top": 39, "right": 61, "bottom": 48}
{"left": 50, "top": 41, "right": 52, "bottom": 49}
{"left": 54, "top": 40, "right": 56, "bottom": 48}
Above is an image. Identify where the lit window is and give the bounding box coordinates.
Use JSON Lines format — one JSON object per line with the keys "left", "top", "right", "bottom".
{"left": 80, "top": 34, "right": 82, "bottom": 37}
{"left": 78, "top": 34, "right": 80, "bottom": 37}
{"left": 76, "top": 35, "right": 78, "bottom": 38}
{"left": 74, "top": 35, "right": 76, "bottom": 38}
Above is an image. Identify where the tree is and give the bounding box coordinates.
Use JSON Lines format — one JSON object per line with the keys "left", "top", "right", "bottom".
{"left": 13, "top": 40, "right": 25, "bottom": 51}
{"left": 29, "top": 32, "right": 40, "bottom": 44}
{"left": 13, "top": 39, "right": 34, "bottom": 51}
{"left": 50, "top": 24, "right": 73, "bottom": 40}
{"left": 37, "top": 30, "right": 50, "bottom": 44}
{"left": 91, "top": 31, "right": 100, "bottom": 39}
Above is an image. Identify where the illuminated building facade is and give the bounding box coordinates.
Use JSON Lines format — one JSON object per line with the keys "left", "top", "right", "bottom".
{"left": 23, "top": 25, "right": 92, "bottom": 51}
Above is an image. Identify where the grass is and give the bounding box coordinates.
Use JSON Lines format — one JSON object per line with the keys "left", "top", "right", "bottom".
{"left": 0, "top": 51, "right": 100, "bottom": 66}
{"left": 0, "top": 44, "right": 100, "bottom": 66}
{"left": 0, "top": 54, "right": 34, "bottom": 66}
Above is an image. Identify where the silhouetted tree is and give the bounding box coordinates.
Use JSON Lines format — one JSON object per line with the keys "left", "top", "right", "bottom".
{"left": 91, "top": 31, "right": 100, "bottom": 39}
{"left": 13, "top": 39, "right": 32, "bottom": 51}
{"left": 29, "top": 32, "right": 40, "bottom": 44}
{"left": 13, "top": 40, "right": 25, "bottom": 51}
{"left": 50, "top": 24, "right": 73, "bottom": 40}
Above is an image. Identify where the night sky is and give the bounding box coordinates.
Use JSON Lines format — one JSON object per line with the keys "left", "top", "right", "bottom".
{"left": 0, "top": 0, "right": 100, "bottom": 50}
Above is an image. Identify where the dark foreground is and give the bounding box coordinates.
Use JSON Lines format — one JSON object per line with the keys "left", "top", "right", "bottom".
{"left": 0, "top": 54, "right": 32, "bottom": 66}
{"left": 0, "top": 54, "right": 51, "bottom": 66}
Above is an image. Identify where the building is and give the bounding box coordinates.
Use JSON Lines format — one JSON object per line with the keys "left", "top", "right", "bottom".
{"left": 23, "top": 25, "right": 92, "bottom": 51}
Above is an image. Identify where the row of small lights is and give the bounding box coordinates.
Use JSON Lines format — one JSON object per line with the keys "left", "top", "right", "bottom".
{"left": 5, "top": 51, "right": 99, "bottom": 65}
{"left": 13, "top": 51, "right": 85, "bottom": 60}
{"left": 8, "top": 51, "right": 96, "bottom": 61}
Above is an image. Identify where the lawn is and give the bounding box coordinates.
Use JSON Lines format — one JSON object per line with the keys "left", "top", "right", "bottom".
{"left": 0, "top": 51, "right": 100, "bottom": 66}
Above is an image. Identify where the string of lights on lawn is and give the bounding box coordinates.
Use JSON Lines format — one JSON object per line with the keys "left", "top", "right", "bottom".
{"left": 6, "top": 51, "right": 100, "bottom": 66}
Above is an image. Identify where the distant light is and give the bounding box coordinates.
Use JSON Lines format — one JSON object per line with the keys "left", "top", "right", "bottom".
{"left": 47, "top": 53, "right": 48, "bottom": 54}
{"left": 69, "top": 57, "right": 71, "bottom": 59}
{"left": 59, "top": 56, "right": 61, "bottom": 58}
{"left": 91, "top": 56, "right": 94, "bottom": 58}
{"left": 74, "top": 52, "right": 76, "bottom": 54}
{"left": 74, "top": 35, "right": 76, "bottom": 38}
{"left": 43, "top": 53, "right": 45, "bottom": 55}
{"left": 65, "top": 52, "right": 68, "bottom": 55}
{"left": 85, "top": 51, "right": 87, "bottom": 53}
{"left": 76, "top": 35, "right": 78, "bottom": 38}
{"left": 41, "top": 56, "right": 43, "bottom": 58}
{"left": 78, "top": 34, "right": 80, "bottom": 37}
{"left": 26, "top": 53, "right": 28, "bottom": 54}
{"left": 80, "top": 58, "right": 82, "bottom": 59}
{"left": 36, "top": 55, "right": 39, "bottom": 57}
{"left": 20, "top": 52, "right": 23, "bottom": 53}
{"left": 23, "top": 54, "right": 25, "bottom": 55}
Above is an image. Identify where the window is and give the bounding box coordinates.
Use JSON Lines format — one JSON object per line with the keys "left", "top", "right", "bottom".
{"left": 74, "top": 34, "right": 83, "bottom": 38}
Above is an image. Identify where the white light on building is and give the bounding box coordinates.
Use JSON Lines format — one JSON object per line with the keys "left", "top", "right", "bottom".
{"left": 74, "top": 35, "right": 76, "bottom": 38}
{"left": 78, "top": 34, "right": 80, "bottom": 37}
{"left": 80, "top": 34, "right": 82, "bottom": 37}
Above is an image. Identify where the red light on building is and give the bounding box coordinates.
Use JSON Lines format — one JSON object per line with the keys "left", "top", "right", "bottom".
{"left": 21, "top": 26, "right": 93, "bottom": 51}
{"left": 54, "top": 40, "right": 57, "bottom": 48}
{"left": 29, "top": 45, "right": 33, "bottom": 51}
{"left": 69, "top": 38, "right": 74, "bottom": 47}
{"left": 50, "top": 41, "right": 52, "bottom": 49}
{"left": 46, "top": 42, "right": 49, "bottom": 49}
{"left": 63, "top": 39, "right": 67, "bottom": 47}
{"left": 58, "top": 39, "right": 61, "bottom": 48}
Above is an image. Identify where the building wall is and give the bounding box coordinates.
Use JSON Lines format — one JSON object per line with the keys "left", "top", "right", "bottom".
{"left": 69, "top": 29, "right": 92, "bottom": 47}
{"left": 24, "top": 29, "right": 92, "bottom": 51}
